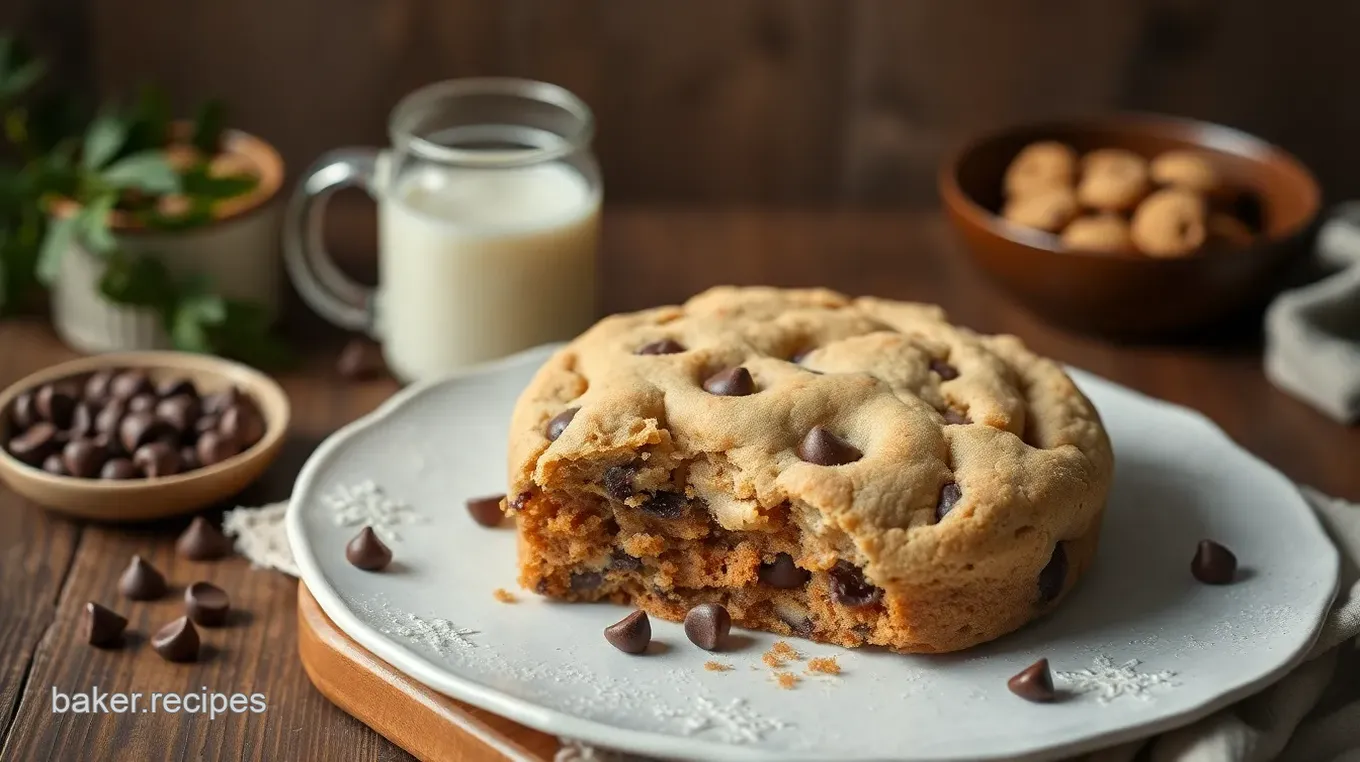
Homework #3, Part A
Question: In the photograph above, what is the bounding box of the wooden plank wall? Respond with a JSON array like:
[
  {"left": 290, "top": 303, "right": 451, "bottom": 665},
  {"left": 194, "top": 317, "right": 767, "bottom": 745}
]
[{"left": 5, "top": 0, "right": 1359, "bottom": 205}]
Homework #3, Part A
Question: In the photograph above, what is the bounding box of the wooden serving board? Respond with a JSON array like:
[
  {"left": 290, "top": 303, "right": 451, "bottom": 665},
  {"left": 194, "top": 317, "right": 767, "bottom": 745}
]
[{"left": 296, "top": 582, "right": 561, "bottom": 762}]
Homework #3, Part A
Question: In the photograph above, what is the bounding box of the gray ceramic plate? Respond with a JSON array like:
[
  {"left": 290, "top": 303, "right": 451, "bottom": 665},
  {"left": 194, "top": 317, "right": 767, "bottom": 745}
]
[{"left": 288, "top": 343, "right": 1338, "bottom": 761}]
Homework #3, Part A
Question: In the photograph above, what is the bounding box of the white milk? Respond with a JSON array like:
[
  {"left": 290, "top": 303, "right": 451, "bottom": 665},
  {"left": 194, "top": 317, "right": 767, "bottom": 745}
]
[{"left": 375, "top": 162, "right": 600, "bottom": 381}]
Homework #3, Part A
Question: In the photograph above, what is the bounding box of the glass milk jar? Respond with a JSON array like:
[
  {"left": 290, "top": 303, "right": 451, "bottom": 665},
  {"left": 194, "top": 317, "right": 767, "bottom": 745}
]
[{"left": 285, "top": 79, "right": 601, "bottom": 382}]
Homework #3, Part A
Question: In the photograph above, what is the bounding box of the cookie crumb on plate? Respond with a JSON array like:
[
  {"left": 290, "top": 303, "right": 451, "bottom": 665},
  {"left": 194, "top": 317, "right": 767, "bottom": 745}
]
[
  {"left": 704, "top": 661, "right": 732, "bottom": 672},
  {"left": 775, "top": 672, "right": 799, "bottom": 690},
  {"left": 493, "top": 588, "right": 517, "bottom": 603},
  {"left": 807, "top": 657, "right": 841, "bottom": 675}
]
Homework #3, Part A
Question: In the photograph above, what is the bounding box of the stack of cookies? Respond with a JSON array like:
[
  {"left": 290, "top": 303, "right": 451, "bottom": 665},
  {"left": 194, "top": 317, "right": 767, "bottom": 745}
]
[{"left": 1000, "top": 142, "right": 1257, "bottom": 258}]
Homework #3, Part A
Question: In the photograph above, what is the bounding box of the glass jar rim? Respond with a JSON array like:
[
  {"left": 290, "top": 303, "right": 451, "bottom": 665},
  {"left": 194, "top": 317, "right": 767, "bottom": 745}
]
[{"left": 388, "top": 78, "right": 595, "bottom": 168}]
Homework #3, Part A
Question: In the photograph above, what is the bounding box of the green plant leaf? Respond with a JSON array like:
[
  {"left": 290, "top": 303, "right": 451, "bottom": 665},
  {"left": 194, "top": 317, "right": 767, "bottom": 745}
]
[
  {"left": 210, "top": 299, "right": 292, "bottom": 368},
  {"left": 82, "top": 112, "right": 129, "bottom": 170},
  {"left": 190, "top": 100, "right": 225, "bottom": 154},
  {"left": 180, "top": 165, "right": 257, "bottom": 200},
  {"left": 76, "top": 193, "right": 118, "bottom": 254},
  {"left": 101, "top": 150, "right": 180, "bottom": 194},
  {"left": 0, "top": 37, "right": 44, "bottom": 102},
  {"left": 122, "top": 84, "right": 171, "bottom": 155},
  {"left": 169, "top": 290, "right": 228, "bottom": 353},
  {"left": 35, "top": 214, "right": 76, "bottom": 284},
  {"left": 97, "top": 250, "right": 175, "bottom": 310}
]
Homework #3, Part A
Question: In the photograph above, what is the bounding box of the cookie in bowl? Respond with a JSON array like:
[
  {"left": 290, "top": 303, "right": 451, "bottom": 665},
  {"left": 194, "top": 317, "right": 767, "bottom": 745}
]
[{"left": 505, "top": 287, "right": 1112, "bottom": 653}]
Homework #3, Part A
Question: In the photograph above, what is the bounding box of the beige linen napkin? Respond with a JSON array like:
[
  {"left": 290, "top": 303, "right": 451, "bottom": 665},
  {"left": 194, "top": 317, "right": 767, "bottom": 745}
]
[{"left": 233, "top": 488, "right": 1360, "bottom": 762}]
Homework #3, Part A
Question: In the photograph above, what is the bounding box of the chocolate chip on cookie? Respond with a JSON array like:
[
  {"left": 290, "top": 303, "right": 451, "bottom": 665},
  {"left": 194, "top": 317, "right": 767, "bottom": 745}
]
[
  {"left": 1038, "top": 543, "right": 1068, "bottom": 603},
  {"left": 603, "top": 464, "right": 638, "bottom": 499},
  {"left": 640, "top": 492, "right": 686, "bottom": 519},
  {"left": 930, "top": 360, "right": 959, "bottom": 381},
  {"left": 702, "top": 367, "right": 755, "bottom": 396},
  {"left": 936, "top": 482, "right": 963, "bottom": 521},
  {"left": 758, "top": 553, "right": 810, "bottom": 589},
  {"left": 545, "top": 407, "right": 579, "bottom": 441},
  {"left": 829, "top": 561, "right": 883, "bottom": 608},
  {"left": 636, "top": 339, "right": 685, "bottom": 355},
  {"left": 797, "top": 426, "right": 861, "bottom": 466}
]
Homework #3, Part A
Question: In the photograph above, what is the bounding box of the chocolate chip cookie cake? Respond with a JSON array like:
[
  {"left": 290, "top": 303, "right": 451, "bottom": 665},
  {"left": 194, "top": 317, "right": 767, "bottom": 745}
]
[{"left": 505, "top": 287, "right": 1112, "bottom": 653}]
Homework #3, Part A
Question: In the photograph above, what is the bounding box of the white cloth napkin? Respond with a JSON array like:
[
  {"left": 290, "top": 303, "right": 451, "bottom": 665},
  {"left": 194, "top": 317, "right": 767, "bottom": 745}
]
[
  {"left": 239, "top": 488, "right": 1360, "bottom": 762},
  {"left": 1265, "top": 206, "right": 1360, "bottom": 424}
]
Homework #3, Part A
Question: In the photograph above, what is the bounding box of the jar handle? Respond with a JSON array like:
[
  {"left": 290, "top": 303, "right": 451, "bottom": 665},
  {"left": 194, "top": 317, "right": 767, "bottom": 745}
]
[{"left": 283, "top": 148, "right": 380, "bottom": 334}]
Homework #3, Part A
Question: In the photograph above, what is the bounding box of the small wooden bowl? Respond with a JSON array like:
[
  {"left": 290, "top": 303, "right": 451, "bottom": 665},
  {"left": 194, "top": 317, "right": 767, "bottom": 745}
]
[
  {"left": 939, "top": 114, "right": 1322, "bottom": 336},
  {"left": 0, "top": 352, "right": 290, "bottom": 521}
]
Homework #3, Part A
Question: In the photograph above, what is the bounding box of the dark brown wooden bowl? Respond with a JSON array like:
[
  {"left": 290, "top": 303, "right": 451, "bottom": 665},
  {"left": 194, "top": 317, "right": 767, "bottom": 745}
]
[{"left": 939, "top": 114, "right": 1321, "bottom": 336}]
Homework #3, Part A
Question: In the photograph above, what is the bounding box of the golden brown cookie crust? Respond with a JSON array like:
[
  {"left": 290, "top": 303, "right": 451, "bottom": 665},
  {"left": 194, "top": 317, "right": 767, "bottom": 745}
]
[{"left": 507, "top": 287, "right": 1113, "bottom": 653}]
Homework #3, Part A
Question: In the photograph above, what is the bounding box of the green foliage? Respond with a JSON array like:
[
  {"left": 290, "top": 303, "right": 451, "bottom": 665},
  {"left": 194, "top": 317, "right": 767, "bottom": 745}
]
[{"left": 0, "top": 33, "right": 285, "bottom": 367}]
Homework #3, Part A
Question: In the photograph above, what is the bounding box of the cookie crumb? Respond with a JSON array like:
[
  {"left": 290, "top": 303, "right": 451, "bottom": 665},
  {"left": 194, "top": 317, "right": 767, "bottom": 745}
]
[
  {"left": 704, "top": 661, "right": 732, "bottom": 672},
  {"left": 775, "top": 672, "right": 799, "bottom": 690},
  {"left": 771, "top": 640, "right": 801, "bottom": 660},
  {"left": 493, "top": 588, "right": 517, "bottom": 604},
  {"left": 807, "top": 656, "right": 841, "bottom": 675},
  {"left": 762, "top": 652, "right": 785, "bottom": 669}
]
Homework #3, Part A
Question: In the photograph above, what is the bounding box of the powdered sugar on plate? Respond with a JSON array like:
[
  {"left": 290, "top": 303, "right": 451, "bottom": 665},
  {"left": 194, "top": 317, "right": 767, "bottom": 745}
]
[
  {"left": 322, "top": 480, "right": 422, "bottom": 542},
  {"left": 1056, "top": 656, "right": 1178, "bottom": 703}
]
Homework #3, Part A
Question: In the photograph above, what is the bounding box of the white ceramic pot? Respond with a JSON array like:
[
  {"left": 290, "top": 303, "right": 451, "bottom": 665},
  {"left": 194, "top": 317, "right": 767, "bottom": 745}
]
[{"left": 49, "top": 129, "right": 285, "bottom": 354}]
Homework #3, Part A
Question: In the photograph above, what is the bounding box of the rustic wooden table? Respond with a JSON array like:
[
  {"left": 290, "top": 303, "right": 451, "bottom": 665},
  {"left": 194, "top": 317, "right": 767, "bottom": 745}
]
[{"left": 1, "top": 209, "right": 1356, "bottom": 761}]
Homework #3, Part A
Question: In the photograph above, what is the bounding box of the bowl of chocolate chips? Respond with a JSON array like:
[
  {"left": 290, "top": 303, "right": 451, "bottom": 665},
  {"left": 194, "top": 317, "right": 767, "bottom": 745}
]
[{"left": 0, "top": 352, "right": 289, "bottom": 520}]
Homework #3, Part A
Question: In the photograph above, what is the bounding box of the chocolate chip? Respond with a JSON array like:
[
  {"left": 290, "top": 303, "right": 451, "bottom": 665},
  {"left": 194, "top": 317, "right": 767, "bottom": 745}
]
[
  {"left": 176, "top": 517, "right": 233, "bottom": 560},
  {"left": 69, "top": 402, "right": 97, "bottom": 438},
  {"left": 829, "top": 560, "right": 884, "bottom": 608},
  {"left": 603, "top": 610, "right": 651, "bottom": 654},
  {"left": 119, "top": 411, "right": 173, "bottom": 453},
  {"left": 509, "top": 491, "right": 531, "bottom": 511},
  {"left": 119, "top": 555, "right": 167, "bottom": 600},
  {"left": 1191, "top": 540, "right": 1237, "bottom": 585},
  {"left": 9, "top": 422, "right": 59, "bottom": 465},
  {"left": 109, "top": 370, "right": 152, "bottom": 400},
  {"left": 184, "top": 582, "right": 230, "bottom": 626},
  {"left": 127, "top": 393, "right": 156, "bottom": 414},
  {"left": 35, "top": 383, "right": 77, "bottom": 428},
  {"left": 62, "top": 439, "right": 109, "bottom": 478},
  {"left": 780, "top": 614, "right": 814, "bottom": 636},
  {"left": 82, "top": 602, "right": 127, "bottom": 648},
  {"left": 943, "top": 409, "right": 970, "bottom": 425},
  {"left": 203, "top": 387, "right": 240, "bottom": 416},
  {"left": 609, "top": 551, "right": 642, "bottom": 571},
  {"left": 930, "top": 359, "right": 959, "bottom": 381},
  {"left": 636, "top": 339, "right": 685, "bottom": 355},
  {"left": 1038, "top": 543, "right": 1068, "bottom": 603},
  {"left": 84, "top": 370, "right": 117, "bottom": 403},
  {"left": 10, "top": 391, "right": 35, "bottom": 428},
  {"left": 1008, "top": 658, "right": 1056, "bottom": 702},
  {"left": 133, "top": 442, "right": 182, "bottom": 478},
  {"left": 545, "top": 407, "right": 579, "bottom": 441},
  {"left": 42, "top": 453, "right": 67, "bottom": 475},
  {"left": 155, "top": 395, "right": 199, "bottom": 434},
  {"left": 759, "top": 553, "right": 810, "bottom": 589},
  {"left": 603, "top": 464, "right": 638, "bottom": 500},
  {"left": 466, "top": 494, "right": 505, "bottom": 527},
  {"left": 570, "top": 571, "right": 604, "bottom": 592},
  {"left": 337, "top": 338, "right": 387, "bottom": 380},
  {"left": 194, "top": 414, "right": 220, "bottom": 436},
  {"left": 936, "top": 482, "right": 962, "bottom": 521},
  {"left": 684, "top": 603, "right": 731, "bottom": 650},
  {"left": 640, "top": 492, "right": 686, "bottom": 519},
  {"left": 346, "top": 526, "right": 392, "bottom": 571},
  {"left": 703, "top": 367, "right": 755, "bottom": 396},
  {"left": 100, "top": 458, "right": 140, "bottom": 480},
  {"left": 797, "top": 425, "right": 862, "bottom": 466},
  {"left": 195, "top": 430, "right": 239, "bottom": 467},
  {"left": 218, "top": 403, "right": 265, "bottom": 449},
  {"left": 94, "top": 399, "right": 126, "bottom": 437},
  {"left": 156, "top": 377, "right": 198, "bottom": 399},
  {"left": 150, "top": 616, "right": 200, "bottom": 662}
]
